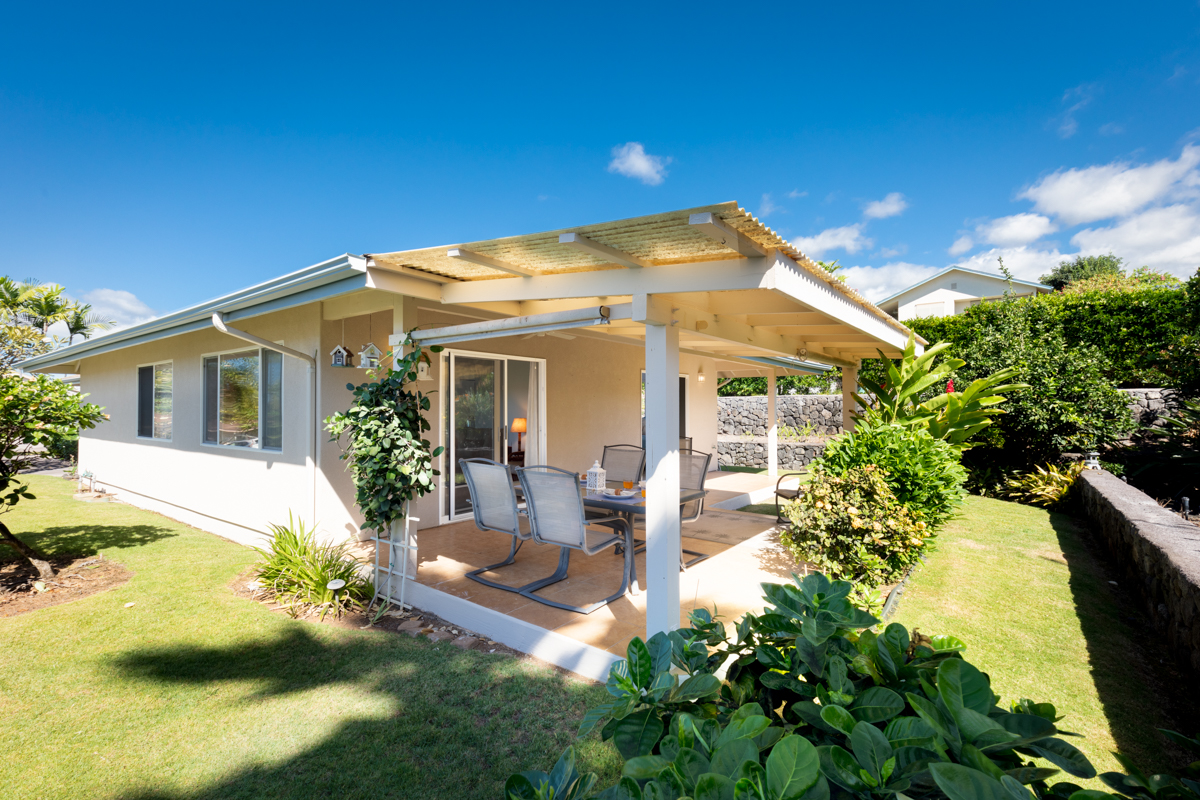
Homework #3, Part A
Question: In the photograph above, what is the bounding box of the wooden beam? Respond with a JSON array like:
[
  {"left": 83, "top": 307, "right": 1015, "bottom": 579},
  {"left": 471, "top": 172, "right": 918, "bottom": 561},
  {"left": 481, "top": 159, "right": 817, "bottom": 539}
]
[
  {"left": 447, "top": 248, "right": 536, "bottom": 277},
  {"left": 558, "top": 233, "right": 648, "bottom": 269},
  {"left": 688, "top": 212, "right": 767, "bottom": 257}
]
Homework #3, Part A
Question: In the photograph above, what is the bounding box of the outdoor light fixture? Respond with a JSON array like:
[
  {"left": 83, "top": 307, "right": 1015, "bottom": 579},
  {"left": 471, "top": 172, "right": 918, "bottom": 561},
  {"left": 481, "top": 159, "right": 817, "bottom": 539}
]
[
  {"left": 697, "top": 367, "right": 706, "bottom": 383},
  {"left": 511, "top": 417, "right": 527, "bottom": 451}
]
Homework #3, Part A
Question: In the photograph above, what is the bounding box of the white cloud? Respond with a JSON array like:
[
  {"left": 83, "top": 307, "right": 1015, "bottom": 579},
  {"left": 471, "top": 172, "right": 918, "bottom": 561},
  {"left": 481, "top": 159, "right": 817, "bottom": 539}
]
[
  {"left": 795, "top": 224, "right": 873, "bottom": 258},
  {"left": 976, "top": 213, "right": 1057, "bottom": 246},
  {"left": 758, "top": 193, "right": 781, "bottom": 218},
  {"left": 1071, "top": 204, "right": 1200, "bottom": 277},
  {"left": 955, "top": 246, "right": 1067, "bottom": 284},
  {"left": 1056, "top": 84, "right": 1094, "bottom": 139},
  {"left": 948, "top": 235, "right": 974, "bottom": 256},
  {"left": 81, "top": 288, "right": 157, "bottom": 332},
  {"left": 841, "top": 262, "right": 941, "bottom": 303},
  {"left": 862, "top": 192, "right": 908, "bottom": 219},
  {"left": 879, "top": 244, "right": 907, "bottom": 258},
  {"left": 1099, "top": 122, "right": 1124, "bottom": 136},
  {"left": 607, "top": 142, "right": 671, "bottom": 186},
  {"left": 1019, "top": 144, "right": 1200, "bottom": 225},
  {"left": 788, "top": 189, "right": 808, "bottom": 199}
]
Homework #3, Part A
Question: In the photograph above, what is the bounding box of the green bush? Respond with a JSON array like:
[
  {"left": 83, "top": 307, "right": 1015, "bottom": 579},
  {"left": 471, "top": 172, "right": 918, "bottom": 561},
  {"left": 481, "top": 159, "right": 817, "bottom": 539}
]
[
  {"left": 780, "top": 466, "right": 931, "bottom": 592},
  {"left": 44, "top": 433, "right": 78, "bottom": 461},
  {"left": 253, "top": 514, "right": 373, "bottom": 619},
  {"left": 817, "top": 420, "right": 967, "bottom": 528},
  {"left": 510, "top": 573, "right": 1102, "bottom": 800},
  {"left": 1003, "top": 462, "right": 1086, "bottom": 509}
]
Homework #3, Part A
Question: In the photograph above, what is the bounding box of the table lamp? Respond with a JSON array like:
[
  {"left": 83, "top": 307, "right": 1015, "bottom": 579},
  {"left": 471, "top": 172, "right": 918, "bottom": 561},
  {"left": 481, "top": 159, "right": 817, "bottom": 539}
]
[{"left": 511, "top": 417, "right": 527, "bottom": 451}]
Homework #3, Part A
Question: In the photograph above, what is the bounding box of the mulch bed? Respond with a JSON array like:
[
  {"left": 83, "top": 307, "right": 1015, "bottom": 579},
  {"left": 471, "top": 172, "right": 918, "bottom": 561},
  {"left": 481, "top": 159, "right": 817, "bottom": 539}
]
[{"left": 0, "top": 554, "right": 132, "bottom": 617}]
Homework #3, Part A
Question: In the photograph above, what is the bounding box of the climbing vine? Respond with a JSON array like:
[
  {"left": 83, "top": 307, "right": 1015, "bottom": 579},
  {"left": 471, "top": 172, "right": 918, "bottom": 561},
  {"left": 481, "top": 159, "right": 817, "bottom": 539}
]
[{"left": 325, "top": 336, "right": 444, "bottom": 533}]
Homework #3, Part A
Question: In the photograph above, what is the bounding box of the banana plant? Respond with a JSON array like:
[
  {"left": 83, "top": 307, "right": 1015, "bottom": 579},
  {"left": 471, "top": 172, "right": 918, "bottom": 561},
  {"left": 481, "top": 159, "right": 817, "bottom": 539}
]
[{"left": 856, "top": 335, "right": 1026, "bottom": 450}]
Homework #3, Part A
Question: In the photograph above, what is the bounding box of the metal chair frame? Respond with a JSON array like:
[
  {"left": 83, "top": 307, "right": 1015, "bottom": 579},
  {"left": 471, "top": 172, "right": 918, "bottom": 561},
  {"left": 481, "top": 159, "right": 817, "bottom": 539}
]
[
  {"left": 774, "top": 470, "right": 807, "bottom": 524},
  {"left": 630, "top": 449, "right": 713, "bottom": 568},
  {"left": 460, "top": 458, "right": 558, "bottom": 594},
  {"left": 517, "top": 464, "right": 638, "bottom": 615},
  {"left": 601, "top": 444, "right": 646, "bottom": 485}
]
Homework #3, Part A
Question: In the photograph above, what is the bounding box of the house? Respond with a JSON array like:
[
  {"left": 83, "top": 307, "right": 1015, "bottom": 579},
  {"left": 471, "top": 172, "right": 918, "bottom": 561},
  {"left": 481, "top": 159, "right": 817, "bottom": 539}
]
[
  {"left": 876, "top": 266, "right": 1051, "bottom": 321},
  {"left": 21, "top": 202, "right": 919, "bottom": 676}
]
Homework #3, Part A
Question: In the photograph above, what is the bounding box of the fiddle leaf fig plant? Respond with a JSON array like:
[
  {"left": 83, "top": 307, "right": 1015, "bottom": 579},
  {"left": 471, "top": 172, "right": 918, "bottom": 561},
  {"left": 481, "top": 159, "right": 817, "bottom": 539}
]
[{"left": 325, "top": 334, "right": 444, "bottom": 534}]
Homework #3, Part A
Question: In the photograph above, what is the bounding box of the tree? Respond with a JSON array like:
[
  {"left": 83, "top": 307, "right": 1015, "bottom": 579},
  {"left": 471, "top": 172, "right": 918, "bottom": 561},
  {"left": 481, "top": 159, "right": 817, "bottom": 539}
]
[
  {"left": 1040, "top": 253, "right": 1123, "bottom": 291},
  {"left": 0, "top": 371, "right": 106, "bottom": 579},
  {"left": 64, "top": 303, "right": 115, "bottom": 343}
]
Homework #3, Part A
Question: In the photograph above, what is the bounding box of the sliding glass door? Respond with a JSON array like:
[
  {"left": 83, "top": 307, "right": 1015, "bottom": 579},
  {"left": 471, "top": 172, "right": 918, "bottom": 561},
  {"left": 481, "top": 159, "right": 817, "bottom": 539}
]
[{"left": 444, "top": 351, "right": 545, "bottom": 521}]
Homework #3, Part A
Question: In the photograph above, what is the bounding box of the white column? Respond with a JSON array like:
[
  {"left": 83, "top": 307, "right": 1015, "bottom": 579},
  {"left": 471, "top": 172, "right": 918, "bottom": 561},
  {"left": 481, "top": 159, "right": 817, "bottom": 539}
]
[
  {"left": 766, "top": 369, "right": 778, "bottom": 478},
  {"left": 644, "top": 320, "right": 681, "bottom": 639},
  {"left": 841, "top": 363, "right": 858, "bottom": 432},
  {"left": 390, "top": 296, "right": 418, "bottom": 583}
]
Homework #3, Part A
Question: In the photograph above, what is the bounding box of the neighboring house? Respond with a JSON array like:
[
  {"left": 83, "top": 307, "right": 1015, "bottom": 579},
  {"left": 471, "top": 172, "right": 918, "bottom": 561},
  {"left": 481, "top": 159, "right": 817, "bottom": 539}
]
[
  {"left": 21, "top": 202, "right": 918, "bottom": 658},
  {"left": 877, "top": 266, "right": 1051, "bottom": 321}
]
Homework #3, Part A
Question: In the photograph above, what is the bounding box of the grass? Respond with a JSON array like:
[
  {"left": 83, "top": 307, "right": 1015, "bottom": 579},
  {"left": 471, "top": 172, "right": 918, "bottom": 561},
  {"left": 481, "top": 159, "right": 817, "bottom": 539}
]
[
  {"left": 732, "top": 469, "right": 810, "bottom": 516},
  {"left": 894, "top": 495, "right": 1193, "bottom": 780},
  {"left": 0, "top": 476, "right": 620, "bottom": 799}
]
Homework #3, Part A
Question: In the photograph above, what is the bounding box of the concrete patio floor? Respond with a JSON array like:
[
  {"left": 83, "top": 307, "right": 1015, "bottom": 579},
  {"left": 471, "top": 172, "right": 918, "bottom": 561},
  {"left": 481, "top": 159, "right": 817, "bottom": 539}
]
[{"left": 405, "top": 473, "right": 807, "bottom": 657}]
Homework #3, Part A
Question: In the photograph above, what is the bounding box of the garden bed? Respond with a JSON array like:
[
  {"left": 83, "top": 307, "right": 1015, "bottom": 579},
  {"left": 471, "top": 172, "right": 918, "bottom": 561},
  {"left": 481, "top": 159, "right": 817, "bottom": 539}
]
[{"left": 0, "top": 553, "right": 131, "bottom": 617}]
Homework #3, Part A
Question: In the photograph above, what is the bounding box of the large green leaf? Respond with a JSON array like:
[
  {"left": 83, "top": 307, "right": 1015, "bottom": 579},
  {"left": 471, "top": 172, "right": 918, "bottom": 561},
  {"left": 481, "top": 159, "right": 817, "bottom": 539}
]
[
  {"left": 937, "top": 659, "right": 993, "bottom": 716},
  {"left": 712, "top": 739, "right": 759, "bottom": 779},
  {"left": 884, "top": 717, "right": 937, "bottom": 748},
  {"left": 817, "top": 745, "right": 870, "bottom": 793},
  {"left": 960, "top": 743, "right": 1007, "bottom": 780},
  {"left": 627, "top": 638, "right": 653, "bottom": 690},
  {"left": 676, "top": 747, "right": 713, "bottom": 789},
  {"left": 716, "top": 716, "right": 772, "bottom": 749},
  {"left": 623, "top": 755, "right": 670, "bottom": 780},
  {"left": 766, "top": 735, "right": 821, "bottom": 800},
  {"left": 906, "top": 692, "right": 959, "bottom": 747},
  {"left": 677, "top": 674, "right": 722, "bottom": 702},
  {"left": 981, "top": 714, "right": 1057, "bottom": 752},
  {"left": 613, "top": 709, "right": 664, "bottom": 760},
  {"left": 694, "top": 773, "right": 737, "bottom": 800},
  {"left": 646, "top": 631, "right": 673, "bottom": 676},
  {"left": 593, "top": 776, "right": 644, "bottom": 800},
  {"left": 851, "top": 687, "right": 905, "bottom": 723},
  {"left": 1025, "top": 738, "right": 1096, "bottom": 779},
  {"left": 819, "top": 705, "right": 858, "bottom": 737},
  {"left": 929, "top": 763, "right": 1013, "bottom": 800},
  {"left": 579, "top": 699, "right": 619, "bottom": 736},
  {"left": 851, "top": 722, "right": 893, "bottom": 782}
]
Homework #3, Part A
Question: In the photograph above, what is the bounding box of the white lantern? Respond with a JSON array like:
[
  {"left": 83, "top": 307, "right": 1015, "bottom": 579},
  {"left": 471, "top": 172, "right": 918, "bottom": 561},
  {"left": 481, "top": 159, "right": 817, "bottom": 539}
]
[{"left": 586, "top": 460, "right": 607, "bottom": 493}]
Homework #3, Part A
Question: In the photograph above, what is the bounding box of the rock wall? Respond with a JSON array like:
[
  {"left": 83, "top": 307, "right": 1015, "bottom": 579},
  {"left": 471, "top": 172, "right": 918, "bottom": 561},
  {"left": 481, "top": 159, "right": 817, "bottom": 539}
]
[
  {"left": 716, "top": 437, "right": 827, "bottom": 470},
  {"left": 1077, "top": 469, "right": 1200, "bottom": 675},
  {"left": 1119, "top": 387, "right": 1176, "bottom": 429},
  {"left": 718, "top": 395, "right": 843, "bottom": 437}
]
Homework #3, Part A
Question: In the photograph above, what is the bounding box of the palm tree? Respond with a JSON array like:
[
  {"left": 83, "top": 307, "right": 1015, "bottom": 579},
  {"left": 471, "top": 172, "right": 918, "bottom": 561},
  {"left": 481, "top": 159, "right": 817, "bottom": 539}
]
[
  {"left": 64, "top": 304, "right": 115, "bottom": 343},
  {"left": 19, "top": 283, "right": 72, "bottom": 334}
]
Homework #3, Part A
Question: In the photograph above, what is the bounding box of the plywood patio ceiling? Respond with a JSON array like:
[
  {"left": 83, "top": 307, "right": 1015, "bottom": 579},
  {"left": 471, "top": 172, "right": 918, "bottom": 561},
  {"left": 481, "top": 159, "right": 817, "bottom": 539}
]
[{"left": 367, "top": 201, "right": 912, "bottom": 349}]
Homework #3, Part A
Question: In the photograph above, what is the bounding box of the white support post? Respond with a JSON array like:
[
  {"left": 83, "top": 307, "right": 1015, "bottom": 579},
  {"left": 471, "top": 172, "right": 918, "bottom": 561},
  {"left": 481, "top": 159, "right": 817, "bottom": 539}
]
[
  {"left": 381, "top": 296, "right": 418, "bottom": 608},
  {"left": 644, "top": 319, "right": 681, "bottom": 639},
  {"left": 841, "top": 363, "right": 858, "bottom": 432},
  {"left": 767, "top": 369, "right": 778, "bottom": 478}
]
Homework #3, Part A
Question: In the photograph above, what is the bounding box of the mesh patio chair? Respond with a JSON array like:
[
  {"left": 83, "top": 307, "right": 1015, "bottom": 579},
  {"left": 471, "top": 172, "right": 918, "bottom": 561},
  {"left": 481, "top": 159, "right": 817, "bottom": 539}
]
[
  {"left": 774, "top": 470, "right": 807, "bottom": 524},
  {"left": 516, "top": 465, "right": 637, "bottom": 615},
  {"left": 630, "top": 449, "right": 713, "bottom": 568},
  {"left": 601, "top": 444, "right": 646, "bottom": 486},
  {"left": 460, "top": 458, "right": 556, "bottom": 594},
  {"left": 679, "top": 437, "right": 692, "bottom": 452}
]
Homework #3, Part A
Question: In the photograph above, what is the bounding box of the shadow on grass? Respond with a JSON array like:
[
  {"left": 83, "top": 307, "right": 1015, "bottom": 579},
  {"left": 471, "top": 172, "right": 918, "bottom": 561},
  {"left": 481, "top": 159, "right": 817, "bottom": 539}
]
[
  {"left": 111, "top": 624, "right": 612, "bottom": 800},
  {"left": 0, "top": 524, "right": 177, "bottom": 563},
  {"left": 1048, "top": 512, "right": 1197, "bottom": 773}
]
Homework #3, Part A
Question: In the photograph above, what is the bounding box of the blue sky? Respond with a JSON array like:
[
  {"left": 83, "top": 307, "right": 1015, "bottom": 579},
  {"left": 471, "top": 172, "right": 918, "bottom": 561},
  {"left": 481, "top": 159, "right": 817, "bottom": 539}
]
[{"left": 3, "top": 2, "right": 1200, "bottom": 328}]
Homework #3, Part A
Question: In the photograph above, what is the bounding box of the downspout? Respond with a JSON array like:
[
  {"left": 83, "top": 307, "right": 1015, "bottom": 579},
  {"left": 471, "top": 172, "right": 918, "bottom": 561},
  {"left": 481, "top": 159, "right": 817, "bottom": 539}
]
[{"left": 211, "top": 314, "right": 318, "bottom": 528}]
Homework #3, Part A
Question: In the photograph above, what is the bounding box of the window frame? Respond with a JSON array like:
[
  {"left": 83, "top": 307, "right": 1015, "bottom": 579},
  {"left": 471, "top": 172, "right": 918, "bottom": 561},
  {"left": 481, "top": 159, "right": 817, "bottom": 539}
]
[
  {"left": 200, "top": 345, "right": 285, "bottom": 452},
  {"left": 136, "top": 360, "right": 174, "bottom": 443}
]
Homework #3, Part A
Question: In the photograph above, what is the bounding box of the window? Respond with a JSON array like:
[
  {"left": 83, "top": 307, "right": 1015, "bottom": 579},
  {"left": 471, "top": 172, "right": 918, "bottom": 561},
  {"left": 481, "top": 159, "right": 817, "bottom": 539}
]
[
  {"left": 203, "top": 349, "right": 283, "bottom": 450},
  {"left": 137, "top": 362, "right": 173, "bottom": 440}
]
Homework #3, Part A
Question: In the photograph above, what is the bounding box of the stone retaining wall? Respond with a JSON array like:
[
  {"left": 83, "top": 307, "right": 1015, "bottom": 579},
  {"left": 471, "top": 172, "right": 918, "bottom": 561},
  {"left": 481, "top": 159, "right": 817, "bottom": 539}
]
[
  {"left": 1077, "top": 469, "right": 1200, "bottom": 675},
  {"left": 718, "top": 395, "right": 842, "bottom": 437},
  {"left": 717, "top": 437, "right": 827, "bottom": 470},
  {"left": 1119, "top": 387, "right": 1176, "bottom": 428}
]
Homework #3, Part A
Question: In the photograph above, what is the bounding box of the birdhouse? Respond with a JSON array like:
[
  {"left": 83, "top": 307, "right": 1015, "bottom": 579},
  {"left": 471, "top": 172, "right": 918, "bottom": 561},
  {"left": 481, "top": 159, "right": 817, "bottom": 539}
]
[
  {"left": 359, "top": 342, "right": 383, "bottom": 369},
  {"left": 329, "top": 345, "right": 353, "bottom": 368}
]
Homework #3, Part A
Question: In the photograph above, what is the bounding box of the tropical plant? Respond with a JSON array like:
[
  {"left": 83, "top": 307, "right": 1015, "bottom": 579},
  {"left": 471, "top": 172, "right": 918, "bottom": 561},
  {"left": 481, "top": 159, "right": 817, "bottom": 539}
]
[
  {"left": 780, "top": 465, "right": 930, "bottom": 592},
  {"left": 0, "top": 371, "right": 106, "bottom": 579},
  {"left": 1041, "top": 253, "right": 1123, "bottom": 291},
  {"left": 252, "top": 514, "right": 373, "bottom": 619},
  {"left": 64, "top": 303, "right": 115, "bottom": 343},
  {"left": 1073, "top": 729, "right": 1200, "bottom": 800},
  {"left": 514, "top": 573, "right": 1098, "bottom": 800},
  {"left": 817, "top": 419, "right": 967, "bottom": 527},
  {"left": 856, "top": 335, "right": 1023, "bottom": 450},
  {"left": 1003, "top": 462, "right": 1086, "bottom": 509},
  {"left": 325, "top": 336, "right": 444, "bottom": 535}
]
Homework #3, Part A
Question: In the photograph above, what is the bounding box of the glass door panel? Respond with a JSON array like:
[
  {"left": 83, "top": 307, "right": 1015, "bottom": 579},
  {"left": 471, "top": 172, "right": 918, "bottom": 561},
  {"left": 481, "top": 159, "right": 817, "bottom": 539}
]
[{"left": 448, "top": 355, "right": 504, "bottom": 518}]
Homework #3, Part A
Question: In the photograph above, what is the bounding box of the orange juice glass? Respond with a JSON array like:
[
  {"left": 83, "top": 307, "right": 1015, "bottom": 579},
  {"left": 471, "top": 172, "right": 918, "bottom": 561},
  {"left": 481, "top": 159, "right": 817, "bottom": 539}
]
[{"left": 623, "top": 480, "right": 634, "bottom": 491}]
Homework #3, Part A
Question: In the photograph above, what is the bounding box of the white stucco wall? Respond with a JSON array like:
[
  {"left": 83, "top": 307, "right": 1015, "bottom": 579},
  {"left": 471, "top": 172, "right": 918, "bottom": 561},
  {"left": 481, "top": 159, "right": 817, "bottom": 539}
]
[{"left": 891, "top": 271, "right": 1047, "bottom": 320}]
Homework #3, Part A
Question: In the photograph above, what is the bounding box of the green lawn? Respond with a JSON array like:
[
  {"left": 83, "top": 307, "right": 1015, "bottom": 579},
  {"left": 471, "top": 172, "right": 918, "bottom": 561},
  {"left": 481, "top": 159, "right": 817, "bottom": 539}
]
[
  {"left": 0, "top": 476, "right": 620, "bottom": 799},
  {"left": 732, "top": 468, "right": 810, "bottom": 516},
  {"left": 894, "top": 495, "right": 1190, "bottom": 779}
]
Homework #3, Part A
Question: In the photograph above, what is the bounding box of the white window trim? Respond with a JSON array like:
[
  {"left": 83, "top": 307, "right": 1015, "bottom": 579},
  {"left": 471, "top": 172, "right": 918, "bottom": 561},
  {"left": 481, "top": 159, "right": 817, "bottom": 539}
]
[
  {"left": 200, "top": 345, "right": 285, "bottom": 453},
  {"left": 136, "top": 360, "right": 174, "bottom": 443}
]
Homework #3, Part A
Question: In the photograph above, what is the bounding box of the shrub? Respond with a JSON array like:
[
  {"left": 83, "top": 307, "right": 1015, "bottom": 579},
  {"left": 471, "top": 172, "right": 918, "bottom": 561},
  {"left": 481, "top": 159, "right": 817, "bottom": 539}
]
[
  {"left": 44, "top": 433, "right": 78, "bottom": 461},
  {"left": 511, "top": 573, "right": 1099, "bottom": 800},
  {"left": 253, "top": 515, "right": 373, "bottom": 619},
  {"left": 817, "top": 419, "right": 967, "bottom": 528},
  {"left": 1003, "top": 462, "right": 1085, "bottom": 509},
  {"left": 780, "top": 466, "right": 930, "bottom": 591}
]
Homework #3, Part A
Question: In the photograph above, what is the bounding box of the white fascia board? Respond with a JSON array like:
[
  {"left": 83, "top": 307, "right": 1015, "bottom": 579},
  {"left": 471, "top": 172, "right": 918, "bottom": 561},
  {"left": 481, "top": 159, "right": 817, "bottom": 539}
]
[
  {"left": 439, "top": 257, "right": 771, "bottom": 305},
  {"left": 767, "top": 252, "right": 914, "bottom": 352}
]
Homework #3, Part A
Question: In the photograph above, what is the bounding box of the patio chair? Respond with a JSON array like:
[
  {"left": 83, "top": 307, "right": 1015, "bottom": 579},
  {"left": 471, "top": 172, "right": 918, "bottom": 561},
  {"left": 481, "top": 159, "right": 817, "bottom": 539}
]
[
  {"left": 516, "top": 465, "right": 637, "bottom": 615},
  {"left": 774, "top": 470, "right": 807, "bottom": 524},
  {"left": 460, "top": 458, "right": 554, "bottom": 594},
  {"left": 679, "top": 436, "right": 692, "bottom": 452},
  {"left": 630, "top": 449, "right": 713, "bottom": 568},
  {"left": 601, "top": 444, "right": 646, "bottom": 485}
]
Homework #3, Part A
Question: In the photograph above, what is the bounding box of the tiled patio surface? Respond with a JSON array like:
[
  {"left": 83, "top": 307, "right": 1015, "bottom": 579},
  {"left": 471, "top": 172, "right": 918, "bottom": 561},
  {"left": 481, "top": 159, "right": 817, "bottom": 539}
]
[{"left": 406, "top": 474, "right": 807, "bottom": 656}]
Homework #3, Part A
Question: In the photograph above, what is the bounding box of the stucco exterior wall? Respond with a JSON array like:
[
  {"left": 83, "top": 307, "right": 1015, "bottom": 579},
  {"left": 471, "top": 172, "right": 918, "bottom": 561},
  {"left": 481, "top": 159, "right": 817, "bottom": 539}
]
[{"left": 79, "top": 303, "right": 322, "bottom": 547}]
